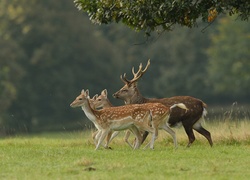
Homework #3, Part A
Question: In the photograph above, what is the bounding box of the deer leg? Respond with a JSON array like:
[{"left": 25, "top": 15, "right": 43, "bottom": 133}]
[
  {"left": 92, "top": 130, "right": 99, "bottom": 141},
  {"left": 95, "top": 130, "right": 112, "bottom": 148},
  {"left": 149, "top": 128, "right": 158, "bottom": 149},
  {"left": 134, "top": 125, "right": 153, "bottom": 149},
  {"left": 143, "top": 140, "right": 151, "bottom": 149},
  {"left": 94, "top": 130, "right": 102, "bottom": 145},
  {"left": 95, "top": 129, "right": 110, "bottom": 150},
  {"left": 124, "top": 130, "right": 134, "bottom": 148},
  {"left": 129, "top": 126, "right": 142, "bottom": 149},
  {"left": 143, "top": 124, "right": 158, "bottom": 149},
  {"left": 161, "top": 124, "right": 177, "bottom": 148},
  {"left": 193, "top": 122, "right": 213, "bottom": 147},
  {"left": 142, "top": 128, "right": 156, "bottom": 149},
  {"left": 92, "top": 129, "right": 100, "bottom": 145},
  {"left": 183, "top": 124, "right": 196, "bottom": 147},
  {"left": 107, "top": 131, "right": 120, "bottom": 145},
  {"left": 104, "top": 131, "right": 113, "bottom": 149},
  {"left": 141, "top": 131, "right": 149, "bottom": 144},
  {"left": 131, "top": 131, "right": 145, "bottom": 148}
]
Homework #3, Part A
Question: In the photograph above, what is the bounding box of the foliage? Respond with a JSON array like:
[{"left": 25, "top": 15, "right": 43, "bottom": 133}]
[
  {"left": 0, "top": 0, "right": 124, "bottom": 133},
  {"left": 144, "top": 27, "right": 210, "bottom": 99},
  {"left": 0, "top": 38, "right": 25, "bottom": 113},
  {"left": 0, "top": 1, "right": 249, "bottom": 133},
  {"left": 74, "top": 0, "right": 250, "bottom": 36},
  {"left": 207, "top": 16, "right": 250, "bottom": 100},
  {"left": 0, "top": 37, "right": 26, "bottom": 132}
]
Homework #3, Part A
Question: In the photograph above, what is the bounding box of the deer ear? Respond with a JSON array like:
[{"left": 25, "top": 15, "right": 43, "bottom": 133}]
[
  {"left": 81, "top": 89, "right": 85, "bottom": 94},
  {"left": 129, "top": 82, "right": 137, "bottom": 88},
  {"left": 85, "top": 89, "right": 89, "bottom": 97},
  {"left": 102, "top": 89, "right": 108, "bottom": 97},
  {"left": 93, "top": 94, "right": 98, "bottom": 100}
]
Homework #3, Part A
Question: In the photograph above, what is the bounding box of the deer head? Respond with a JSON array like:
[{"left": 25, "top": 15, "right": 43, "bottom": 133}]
[
  {"left": 88, "top": 94, "right": 98, "bottom": 109},
  {"left": 70, "top": 89, "right": 90, "bottom": 108},
  {"left": 92, "top": 89, "right": 113, "bottom": 109},
  {"left": 113, "top": 59, "right": 150, "bottom": 104}
]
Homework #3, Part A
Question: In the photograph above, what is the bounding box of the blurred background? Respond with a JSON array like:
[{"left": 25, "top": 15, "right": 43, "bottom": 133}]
[{"left": 0, "top": 0, "right": 249, "bottom": 135}]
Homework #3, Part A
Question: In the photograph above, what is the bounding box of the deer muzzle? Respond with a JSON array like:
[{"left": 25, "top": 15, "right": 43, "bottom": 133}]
[{"left": 112, "top": 92, "right": 119, "bottom": 98}]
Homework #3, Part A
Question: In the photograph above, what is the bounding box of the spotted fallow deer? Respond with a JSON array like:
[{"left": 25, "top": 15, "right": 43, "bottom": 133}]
[
  {"left": 71, "top": 89, "right": 143, "bottom": 150},
  {"left": 90, "top": 89, "right": 125, "bottom": 147},
  {"left": 88, "top": 94, "right": 112, "bottom": 148},
  {"left": 89, "top": 91, "right": 143, "bottom": 149},
  {"left": 113, "top": 60, "right": 213, "bottom": 147},
  {"left": 89, "top": 90, "right": 129, "bottom": 148},
  {"left": 70, "top": 89, "right": 187, "bottom": 150},
  {"left": 93, "top": 89, "right": 179, "bottom": 148}
]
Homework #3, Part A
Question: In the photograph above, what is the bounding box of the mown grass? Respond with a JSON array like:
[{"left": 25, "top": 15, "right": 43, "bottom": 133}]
[{"left": 1, "top": 119, "right": 250, "bottom": 180}]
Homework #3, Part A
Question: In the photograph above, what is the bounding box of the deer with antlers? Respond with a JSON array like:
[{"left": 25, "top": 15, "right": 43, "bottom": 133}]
[
  {"left": 70, "top": 89, "right": 187, "bottom": 150},
  {"left": 113, "top": 59, "right": 213, "bottom": 147}
]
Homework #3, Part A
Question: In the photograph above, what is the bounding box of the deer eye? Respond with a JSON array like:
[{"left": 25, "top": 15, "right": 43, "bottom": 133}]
[
  {"left": 79, "top": 98, "right": 82, "bottom": 100},
  {"left": 98, "top": 99, "right": 101, "bottom": 101},
  {"left": 122, "top": 89, "right": 128, "bottom": 92}
]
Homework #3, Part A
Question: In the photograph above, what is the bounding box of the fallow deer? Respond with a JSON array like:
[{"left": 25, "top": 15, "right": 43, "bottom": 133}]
[
  {"left": 70, "top": 89, "right": 144, "bottom": 150},
  {"left": 91, "top": 89, "right": 126, "bottom": 147},
  {"left": 70, "top": 89, "right": 187, "bottom": 150},
  {"left": 88, "top": 94, "right": 112, "bottom": 148},
  {"left": 113, "top": 59, "right": 213, "bottom": 147},
  {"left": 93, "top": 89, "right": 179, "bottom": 148},
  {"left": 93, "top": 89, "right": 134, "bottom": 147},
  {"left": 89, "top": 90, "right": 128, "bottom": 148},
  {"left": 83, "top": 91, "right": 138, "bottom": 149}
]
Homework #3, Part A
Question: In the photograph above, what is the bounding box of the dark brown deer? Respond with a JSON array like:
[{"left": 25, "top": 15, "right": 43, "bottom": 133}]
[{"left": 113, "top": 60, "right": 213, "bottom": 147}]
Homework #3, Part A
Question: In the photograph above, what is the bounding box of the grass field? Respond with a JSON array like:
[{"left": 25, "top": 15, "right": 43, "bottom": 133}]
[{"left": 1, "top": 119, "right": 250, "bottom": 180}]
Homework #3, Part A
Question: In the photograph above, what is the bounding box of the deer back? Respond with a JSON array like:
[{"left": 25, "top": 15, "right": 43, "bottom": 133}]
[{"left": 146, "top": 96, "right": 205, "bottom": 124}]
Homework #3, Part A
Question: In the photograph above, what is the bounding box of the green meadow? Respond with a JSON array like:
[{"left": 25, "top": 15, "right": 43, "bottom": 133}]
[{"left": 1, "top": 119, "right": 250, "bottom": 180}]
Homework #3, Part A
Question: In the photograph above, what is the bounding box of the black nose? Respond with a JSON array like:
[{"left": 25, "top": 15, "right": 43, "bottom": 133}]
[{"left": 113, "top": 93, "right": 117, "bottom": 98}]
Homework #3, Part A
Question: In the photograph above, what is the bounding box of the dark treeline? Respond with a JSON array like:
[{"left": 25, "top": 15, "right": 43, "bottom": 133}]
[{"left": 0, "top": 0, "right": 249, "bottom": 134}]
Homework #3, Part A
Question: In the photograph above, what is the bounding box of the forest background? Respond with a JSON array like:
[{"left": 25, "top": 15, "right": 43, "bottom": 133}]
[{"left": 0, "top": 0, "right": 249, "bottom": 134}]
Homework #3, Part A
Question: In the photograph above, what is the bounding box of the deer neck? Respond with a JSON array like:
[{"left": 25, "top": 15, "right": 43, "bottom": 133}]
[
  {"left": 103, "top": 99, "right": 113, "bottom": 108},
  {"left": 125, "top": 88, "right": 147, "bottom": 104},
  {"left": 81, "top": 100, "right": 98, "bottom": 123}
]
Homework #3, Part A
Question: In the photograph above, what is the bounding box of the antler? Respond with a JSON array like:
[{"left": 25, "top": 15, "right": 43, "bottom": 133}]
[
  {"left": 120, "top": 59, "right": 150, "bottom": 85},
  {"left": 120, "top": 73, "right": 130, "bottom": 84}
]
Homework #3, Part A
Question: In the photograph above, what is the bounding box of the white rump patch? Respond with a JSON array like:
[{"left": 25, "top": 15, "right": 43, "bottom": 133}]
[
  {"left": 170, "top": 103, "right": 188, "bottom": 112},
  {"left": 202, "top": 108, "right": 207, "bottom": 117},
  {"left": 193, "top": 108, "right": 208, "bottom": 129}
]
